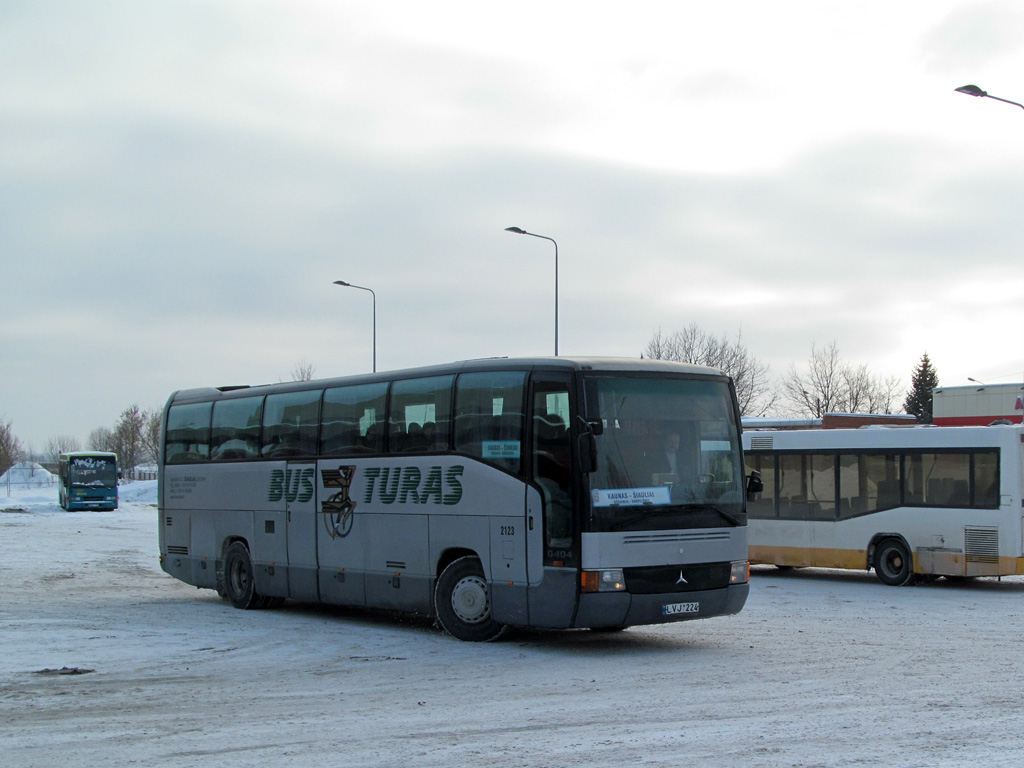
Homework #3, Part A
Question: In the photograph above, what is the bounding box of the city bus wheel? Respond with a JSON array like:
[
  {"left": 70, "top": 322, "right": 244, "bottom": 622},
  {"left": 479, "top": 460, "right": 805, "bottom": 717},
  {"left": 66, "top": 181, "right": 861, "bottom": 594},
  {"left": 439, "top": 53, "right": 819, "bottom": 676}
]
[
  {"left": 874, "top": 538, "right": 915, "bottom": 587},
  {"left": 434, "top": 556, "right": 507, "bottom": 642},
  {"left": 223, "top": 542, "right": 262, "bottom": 609}
]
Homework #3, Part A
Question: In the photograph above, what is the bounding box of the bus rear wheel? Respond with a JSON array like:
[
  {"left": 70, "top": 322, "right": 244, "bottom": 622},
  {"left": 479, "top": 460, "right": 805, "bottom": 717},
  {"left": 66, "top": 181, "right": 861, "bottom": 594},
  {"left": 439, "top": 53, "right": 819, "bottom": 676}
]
[
  {"left": 874, "top": 538, "right": 915, "bottom": 587},
  {"left": 434, "top": 556, "right": 507, "bottom": 642},
  {"left": 223, "top": 542, "right": 266, "bottom": 609}
]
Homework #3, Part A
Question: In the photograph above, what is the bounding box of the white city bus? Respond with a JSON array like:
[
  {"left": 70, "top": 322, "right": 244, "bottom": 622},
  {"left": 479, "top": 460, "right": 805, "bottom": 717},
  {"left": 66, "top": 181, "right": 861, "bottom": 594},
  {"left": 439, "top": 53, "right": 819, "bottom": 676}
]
[
  {"left": 742, "top": 424, "right": 1024, "bottom": 585},
  {"left": 159, "top": 357, "right": 753, "bottom": 640}
]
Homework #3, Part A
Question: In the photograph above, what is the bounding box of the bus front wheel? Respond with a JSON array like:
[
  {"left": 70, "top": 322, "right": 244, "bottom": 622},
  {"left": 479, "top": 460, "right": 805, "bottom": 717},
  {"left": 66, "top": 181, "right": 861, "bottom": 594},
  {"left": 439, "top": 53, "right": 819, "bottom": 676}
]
[
  {"left": 434, "top": 557, "right": 507, "bottom": 642},
  {"left": 874, "top": 538, "right": 915, "bottom": 587},
  {"left": 223, "top": 542, "right": 265, "bottom": 609}
]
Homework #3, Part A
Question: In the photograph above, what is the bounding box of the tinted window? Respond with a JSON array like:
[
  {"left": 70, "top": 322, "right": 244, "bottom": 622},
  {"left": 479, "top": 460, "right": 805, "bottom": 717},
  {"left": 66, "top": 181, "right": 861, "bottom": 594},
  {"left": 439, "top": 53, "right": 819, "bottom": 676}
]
[
  {"left": 165, "top": 402, "right": 212, "bottom": 463},
  {"left": 261, "top": 390, "right": 322, "bottom": 458},
  {"left": 320, "top": 382, "right": 388, "bottom": 455},
  {"left": 211, "top": 396, "right": 263, "bottom": 461},
  {"left": 454, "top": 371, "right": 526, "bottom": 474},
  {"left": 389, "top": 376, "right": 453, "bottom": 453}
]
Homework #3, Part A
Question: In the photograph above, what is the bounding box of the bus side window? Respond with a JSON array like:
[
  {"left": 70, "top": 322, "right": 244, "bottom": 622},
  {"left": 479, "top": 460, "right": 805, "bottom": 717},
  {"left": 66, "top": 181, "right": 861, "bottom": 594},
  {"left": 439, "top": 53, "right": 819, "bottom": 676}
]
[
  {"left": 531, "top": 374, "right": 574, "bottom": 553},
  {"left": 388, "top": 376, "right": 453, "bottom": 454},
  {"left": 454, "top": 370, "right": 526, "bottom": 474},
  {"left": 165, "top": 402, "right": 212, "bottom": 463},
  {"left": 261, "top": 390, "right": 321, "bottom": 458},
  {"left": 210, "top": 396, "right": 263, "bottom": 461},
  {"left": 320, "top": 382, "right": 388, "bottom": 456}
]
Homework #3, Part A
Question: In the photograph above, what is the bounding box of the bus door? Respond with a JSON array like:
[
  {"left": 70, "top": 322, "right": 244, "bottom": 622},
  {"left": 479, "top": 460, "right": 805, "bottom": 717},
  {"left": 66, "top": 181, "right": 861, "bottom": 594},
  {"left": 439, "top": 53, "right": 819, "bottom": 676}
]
[
  {"left": 527, "top": 372, "right": 578, "bottom": 626},
  {"left": 285, "top": 461, "right": 320, "bottom": 601}
]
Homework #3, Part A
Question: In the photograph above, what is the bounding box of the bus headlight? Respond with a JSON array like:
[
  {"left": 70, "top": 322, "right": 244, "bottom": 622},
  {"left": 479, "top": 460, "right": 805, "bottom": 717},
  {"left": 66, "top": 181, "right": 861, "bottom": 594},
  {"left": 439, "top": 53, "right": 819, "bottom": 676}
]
[
  {"left": 730, "top": 561, "right": 749, "bottom": 585},
  {"left": 581, "top": 569, "right": 626, "bottom": 593}
]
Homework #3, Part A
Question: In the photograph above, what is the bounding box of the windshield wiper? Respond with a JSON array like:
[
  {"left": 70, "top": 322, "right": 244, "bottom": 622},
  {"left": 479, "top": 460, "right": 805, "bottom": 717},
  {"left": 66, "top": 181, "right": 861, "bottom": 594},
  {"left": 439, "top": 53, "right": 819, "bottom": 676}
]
[
  {"left": 602, "top": 502, "right": 743, "bottom": 531},
  {"left": 687, "top": 504, "right": 743, "bottom": 527}
]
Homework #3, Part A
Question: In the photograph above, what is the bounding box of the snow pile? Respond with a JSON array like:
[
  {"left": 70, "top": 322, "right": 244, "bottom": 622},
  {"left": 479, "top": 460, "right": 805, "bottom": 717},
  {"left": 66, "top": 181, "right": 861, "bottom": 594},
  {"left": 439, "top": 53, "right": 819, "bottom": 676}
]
[
  {"left": 0, "top": 461, "right": 55, "bottom": 487},
  {"left": 117, "top": 479, "right": 158, "bottom": 505}
]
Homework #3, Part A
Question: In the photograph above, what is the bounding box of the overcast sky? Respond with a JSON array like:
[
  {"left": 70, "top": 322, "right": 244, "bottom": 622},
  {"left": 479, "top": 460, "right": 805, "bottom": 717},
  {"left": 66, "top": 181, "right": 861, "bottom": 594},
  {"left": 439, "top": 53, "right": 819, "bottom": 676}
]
[{"left": 4, "top": 0, "right": 1024, "bottom": 449}]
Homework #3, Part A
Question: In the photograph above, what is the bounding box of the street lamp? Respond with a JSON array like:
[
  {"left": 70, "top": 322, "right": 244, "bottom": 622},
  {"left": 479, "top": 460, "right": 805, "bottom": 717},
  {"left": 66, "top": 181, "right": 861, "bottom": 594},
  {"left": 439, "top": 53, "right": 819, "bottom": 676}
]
[
  {"left": 505, "top": 226, "right": 559, "bottom": 356},
  {"left": 333, "top": 280, "right": 376, "bottom": 372},
  {"left": 955, "top": 84, "right": 1024, "bottom": 111}
]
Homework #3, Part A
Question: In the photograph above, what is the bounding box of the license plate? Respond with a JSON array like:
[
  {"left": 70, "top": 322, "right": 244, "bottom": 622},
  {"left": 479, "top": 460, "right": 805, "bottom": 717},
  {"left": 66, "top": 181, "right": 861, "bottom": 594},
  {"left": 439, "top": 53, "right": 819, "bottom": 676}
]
[{"left": 663, "top": 601, "right": 699, "bottom": 616}]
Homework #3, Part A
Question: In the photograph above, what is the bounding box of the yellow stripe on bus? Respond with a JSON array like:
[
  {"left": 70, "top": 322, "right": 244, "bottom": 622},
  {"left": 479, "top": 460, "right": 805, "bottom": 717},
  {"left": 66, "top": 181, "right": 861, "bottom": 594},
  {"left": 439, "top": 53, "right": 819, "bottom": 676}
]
[{"left": 751, "top": 545, "right": 1024, "bottom": 577}]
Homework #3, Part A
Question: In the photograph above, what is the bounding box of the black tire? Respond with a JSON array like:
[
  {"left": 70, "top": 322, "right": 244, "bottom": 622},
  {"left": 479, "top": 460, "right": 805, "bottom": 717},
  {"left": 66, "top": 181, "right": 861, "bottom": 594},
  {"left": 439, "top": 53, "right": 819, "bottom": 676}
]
[
  {"left": 434, "top": 556, "right": 507, "bottom": 642},
  {"left": 223, "top": 542, "right": 264, "bottom": 609},
  {"left": 874, "top": 538, "right": 915, "bottom": 586}
]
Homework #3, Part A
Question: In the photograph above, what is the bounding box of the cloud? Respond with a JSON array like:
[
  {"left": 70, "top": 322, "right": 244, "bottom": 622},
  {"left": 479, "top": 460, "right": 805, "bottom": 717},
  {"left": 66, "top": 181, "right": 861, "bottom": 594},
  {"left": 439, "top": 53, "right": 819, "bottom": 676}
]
[{"left": 922, "top": 1, "right": 1024, "bottom": 74}]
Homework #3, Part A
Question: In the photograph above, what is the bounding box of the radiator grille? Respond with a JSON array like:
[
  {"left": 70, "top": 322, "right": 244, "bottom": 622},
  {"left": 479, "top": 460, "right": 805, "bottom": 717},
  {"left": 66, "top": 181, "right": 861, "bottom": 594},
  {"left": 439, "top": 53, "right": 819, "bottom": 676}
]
[
  {"left": 625, "top": 563, "right": 732, "bottom": 594},
  {"left": 964, "top": 526, "right": 999, "bottom": 563},
  {"left": 166, "top": 545, "right": 189, "bottom": 556}
]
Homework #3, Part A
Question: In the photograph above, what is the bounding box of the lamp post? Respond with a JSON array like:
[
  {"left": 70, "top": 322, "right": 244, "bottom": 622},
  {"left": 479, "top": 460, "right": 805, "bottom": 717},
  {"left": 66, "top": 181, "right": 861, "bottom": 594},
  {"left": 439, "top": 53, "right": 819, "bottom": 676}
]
[
  {"left": 505, "top": 226, "right": 559, "bottom": 356},
  {"left": 333, "top": 280, "right": 376, "bottom": 372},
  {"left": 955, "top": 84, "right": 1024, "bottom": 111},
  {"left": 956, "top": 85, "right": 1024, "bottom": 419}
]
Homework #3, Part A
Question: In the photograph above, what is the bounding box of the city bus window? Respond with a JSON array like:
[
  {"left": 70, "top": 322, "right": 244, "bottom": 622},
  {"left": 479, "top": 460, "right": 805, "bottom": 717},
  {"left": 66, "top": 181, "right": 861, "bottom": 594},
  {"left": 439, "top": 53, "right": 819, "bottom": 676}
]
[
  {"left": 973, "top": 451, "right": 999, "bottom": 508},
  {"left": 165, "top": 402, "right": 212, "bottom": 463},
  {"left": 454, "top": 371, "right": 526, "bottom": 474},
  {"left": 210, "top": 396, "right": 263, "bottom": 461},
  {"left": 838, "top": 453, "right": 900, "bottom": 518},
  {"left": 905, "top": 453, "right": 971, "bottom": 507},
  {"left": 744, "top": 453, "right": 775, "bottom": 518},
  {"left": 777, "top": 453, "right": 836, "bottom": 520},
  {"left": 389, "top": 376, "right": 453, "bottom": 453},
  {"left": 261, "top": 390, "right": 322, "bottom": 458},
  {"left": 321, "top": 382, "right": 388, "bottom": 455}
]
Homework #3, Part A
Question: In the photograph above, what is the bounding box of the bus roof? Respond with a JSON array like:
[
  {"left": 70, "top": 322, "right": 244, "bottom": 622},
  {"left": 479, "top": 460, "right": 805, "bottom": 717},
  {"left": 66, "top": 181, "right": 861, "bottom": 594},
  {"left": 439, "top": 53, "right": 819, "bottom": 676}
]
[
  {"left": 167, "top": 356, "right": 729, "bottom": 405},
  {"left": 742, "top": 423, "right": 1023, "bottom": 451}
]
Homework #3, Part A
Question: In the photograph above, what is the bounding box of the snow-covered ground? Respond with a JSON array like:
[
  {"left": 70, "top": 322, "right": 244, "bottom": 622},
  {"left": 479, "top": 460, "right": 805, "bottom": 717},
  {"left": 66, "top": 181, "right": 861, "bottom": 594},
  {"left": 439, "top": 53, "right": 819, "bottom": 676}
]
[{"left": 2, "top": 482, "right": 1024, "bottom": 767}]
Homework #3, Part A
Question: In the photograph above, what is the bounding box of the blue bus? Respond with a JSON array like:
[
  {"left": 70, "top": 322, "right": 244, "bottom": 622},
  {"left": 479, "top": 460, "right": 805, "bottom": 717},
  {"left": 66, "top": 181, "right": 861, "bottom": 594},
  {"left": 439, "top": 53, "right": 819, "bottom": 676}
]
[{"left": 59, "top": 452, "right": 119, "bottom": 510}]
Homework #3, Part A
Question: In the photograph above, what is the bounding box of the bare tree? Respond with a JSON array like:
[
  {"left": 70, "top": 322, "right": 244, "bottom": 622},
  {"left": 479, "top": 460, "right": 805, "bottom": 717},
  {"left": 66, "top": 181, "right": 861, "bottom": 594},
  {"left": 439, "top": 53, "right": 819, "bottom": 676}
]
[
  {"left": 140, "top": 409, "right": 163, "bottom": 464},
  {"left": 645, "top": 325, "right": 777, "bottom": 416},
  {"left": 44, "top": 435, "right": 82, "bottom": 465},
  {"left": 0, "top": 417, "right": 25, "bottom": 477},
  {"left": 783, "top": 342, "right": 905, "bottom": 416},
  {"left": 291, "top": 359, "right": 316, "bottom": 382},
  {"left": 112, "top": 404, "right": 146, "bottom": 471},
  {"left": 88, "top": 426, "right": 115, "bottom": 452}
]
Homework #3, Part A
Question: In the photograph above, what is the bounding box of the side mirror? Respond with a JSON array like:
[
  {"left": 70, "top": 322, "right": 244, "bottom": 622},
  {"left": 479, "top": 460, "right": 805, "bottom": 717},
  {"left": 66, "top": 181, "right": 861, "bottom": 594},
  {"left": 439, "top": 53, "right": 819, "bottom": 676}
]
[{"left": 746, "top": 470, "right": 763, "bottom": 502}]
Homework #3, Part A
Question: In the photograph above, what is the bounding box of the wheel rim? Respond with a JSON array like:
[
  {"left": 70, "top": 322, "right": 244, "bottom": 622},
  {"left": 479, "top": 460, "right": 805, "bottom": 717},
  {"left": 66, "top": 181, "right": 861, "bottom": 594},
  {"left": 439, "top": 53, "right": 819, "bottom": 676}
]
[
  {"left": 450, "top": 575, "right": 490, "bottom": 624},
  {"left": 881, "top": 548, "right": 906, "bottom": 578},
  {"left": 229, "top": 558, "right": 249, "bottom": 596}
]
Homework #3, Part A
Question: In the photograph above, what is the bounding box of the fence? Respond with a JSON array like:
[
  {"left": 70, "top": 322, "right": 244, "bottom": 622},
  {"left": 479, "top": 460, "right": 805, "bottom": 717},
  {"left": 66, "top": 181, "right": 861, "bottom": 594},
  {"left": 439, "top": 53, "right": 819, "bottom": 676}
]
[{"left": 124, "top": 468, "right": 158, "bottom": 482}]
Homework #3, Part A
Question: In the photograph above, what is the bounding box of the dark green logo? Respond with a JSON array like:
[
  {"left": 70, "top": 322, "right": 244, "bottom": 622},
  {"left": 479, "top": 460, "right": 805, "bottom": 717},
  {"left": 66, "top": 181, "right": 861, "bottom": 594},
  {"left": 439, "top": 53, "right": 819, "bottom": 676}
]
[
  {"left": 362, "top": 465, "right": 464, "bottom": 506},
  {"left": 267, "top": 468, "right": 315, "bottom": 503}
]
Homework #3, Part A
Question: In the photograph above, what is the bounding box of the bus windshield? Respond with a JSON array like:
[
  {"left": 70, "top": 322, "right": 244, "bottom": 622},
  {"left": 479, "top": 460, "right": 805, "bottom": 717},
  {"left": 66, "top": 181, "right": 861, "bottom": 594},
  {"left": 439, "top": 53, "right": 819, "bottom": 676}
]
[
  {"left": 585, "top": 375, "right": 744, "bottom": 532},
  {"left": 68, "top": 456, "right": 118, "bottom": 487}
]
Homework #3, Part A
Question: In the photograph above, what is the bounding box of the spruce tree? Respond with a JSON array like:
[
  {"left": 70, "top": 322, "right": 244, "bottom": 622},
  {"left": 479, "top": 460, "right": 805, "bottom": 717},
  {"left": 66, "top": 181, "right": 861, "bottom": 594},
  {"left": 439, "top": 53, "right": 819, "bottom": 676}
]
[{"left": 904, "top": 353, "right": 939, "bottom": 423}]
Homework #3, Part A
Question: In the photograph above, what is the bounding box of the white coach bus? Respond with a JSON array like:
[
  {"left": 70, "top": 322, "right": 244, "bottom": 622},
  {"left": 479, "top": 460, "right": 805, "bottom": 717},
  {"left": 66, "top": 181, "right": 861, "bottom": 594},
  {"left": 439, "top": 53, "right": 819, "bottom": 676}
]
[
  {"left": 742, "top": 424, "right": 1024, "bottom": 585},
  {"left": 159, "top": 357, "right": 755, "bottom": 640}
]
